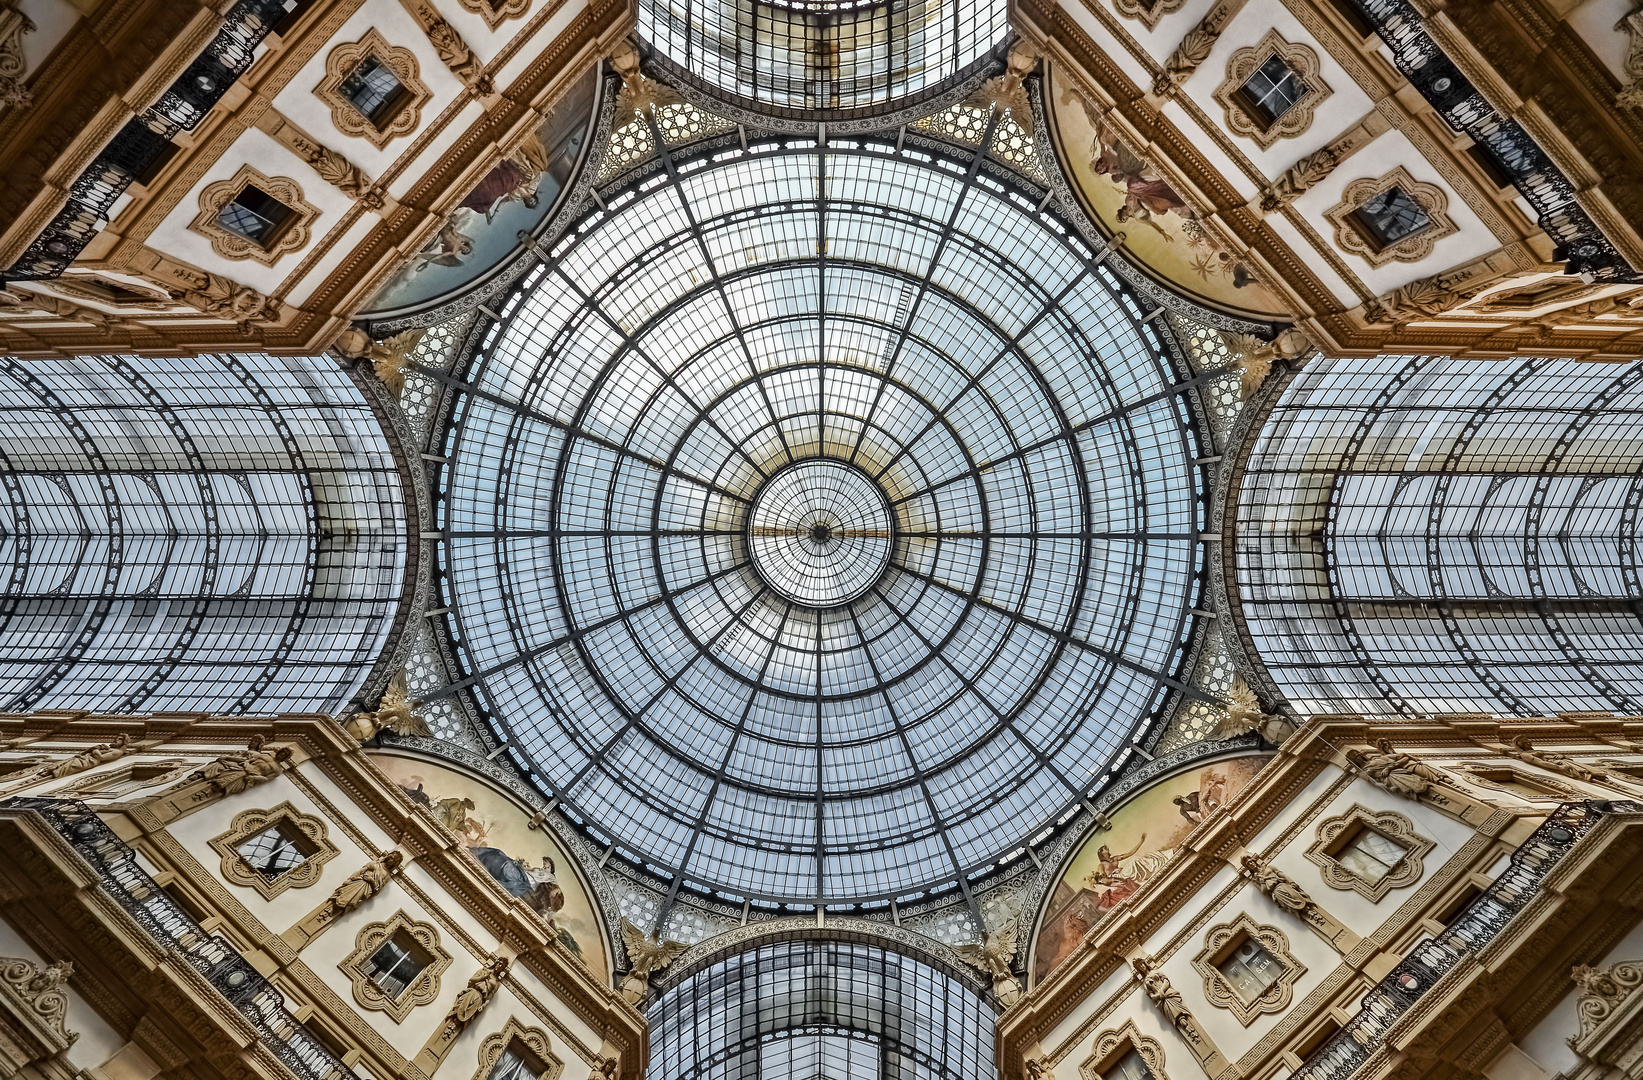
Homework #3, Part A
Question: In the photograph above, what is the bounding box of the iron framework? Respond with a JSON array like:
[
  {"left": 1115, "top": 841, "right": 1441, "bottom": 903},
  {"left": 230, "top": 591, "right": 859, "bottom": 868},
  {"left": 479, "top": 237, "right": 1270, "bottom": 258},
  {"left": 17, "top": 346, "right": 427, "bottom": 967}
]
[
  {"left": 424, "top": 116, "right": 1217, "bottom": 907},
  {"left": 1234, "top": 354, "right": 1643, "bottom": 718}
]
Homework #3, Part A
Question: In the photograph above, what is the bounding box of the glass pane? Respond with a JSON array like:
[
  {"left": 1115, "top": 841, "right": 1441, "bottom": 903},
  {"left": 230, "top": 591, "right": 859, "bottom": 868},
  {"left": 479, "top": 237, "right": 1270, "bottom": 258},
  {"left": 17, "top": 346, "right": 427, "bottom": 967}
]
[
  {"left": 218, "top": 185, "right": 292, "bottom": 243},
  {"left": 364, "top": 934, "right": 427, "bottom": 999},
  {"left": 1354, "top": 187, "right": 1431, "bottom": 244},
  {"left": 1339, "top": 828, "right": 1405, "bottom": 882},
  {"left": 489, "top": 1045, "right": 536, "bottom": 1080},
  {"left": 1218, "top": 938, "right": 1283, "bottom": 1000},
  {"left": 340, "top": 57, "right": 404, "bottom": 122},
  {"left": 237, "top": 822, "right": 311, "bottom": 879},
  {"left": 1241, "top": 54, "right": 1307, "bottom": 124},
  {"left": 1106, "top": 1049, "right": 1154, "bottom": 1080}
]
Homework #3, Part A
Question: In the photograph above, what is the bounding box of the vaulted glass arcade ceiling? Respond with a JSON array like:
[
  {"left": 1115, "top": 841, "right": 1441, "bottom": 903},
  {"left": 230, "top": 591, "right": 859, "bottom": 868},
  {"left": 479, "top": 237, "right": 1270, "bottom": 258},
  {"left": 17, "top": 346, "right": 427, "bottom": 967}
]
[{"left": 432, "top": 131, "right": 1210, "bottom": 905}]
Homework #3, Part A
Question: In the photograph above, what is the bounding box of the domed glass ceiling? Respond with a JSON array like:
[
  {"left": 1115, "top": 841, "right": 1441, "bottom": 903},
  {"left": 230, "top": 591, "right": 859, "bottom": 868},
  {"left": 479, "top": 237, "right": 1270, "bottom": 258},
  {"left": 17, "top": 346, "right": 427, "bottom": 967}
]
[{"left": 436, "top": 130, "right": 1206, "bottom": 904}]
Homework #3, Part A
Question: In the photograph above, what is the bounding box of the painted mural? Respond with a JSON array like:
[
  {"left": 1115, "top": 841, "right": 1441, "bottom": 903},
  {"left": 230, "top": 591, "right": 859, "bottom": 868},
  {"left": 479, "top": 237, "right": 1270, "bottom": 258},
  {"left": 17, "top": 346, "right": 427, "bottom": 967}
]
[
  {"left": 1047, "top": 72, "right": 1287, "bottom": 321},
  {"left": 360, "top": 68, "right": 598, "bottom": 320},
  {"left": 369, "top": 751, "right": 609, "bottom": 981},
  {"left": 1032, "top": 755, "right": 1269, "bottom": 983}
]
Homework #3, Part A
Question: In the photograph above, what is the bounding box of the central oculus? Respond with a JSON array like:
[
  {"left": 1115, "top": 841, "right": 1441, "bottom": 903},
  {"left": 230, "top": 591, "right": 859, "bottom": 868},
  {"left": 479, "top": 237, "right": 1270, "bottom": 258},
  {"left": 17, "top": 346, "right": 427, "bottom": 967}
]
[{"left": 746, "top": 460, "right": 894, "bottom": 607}]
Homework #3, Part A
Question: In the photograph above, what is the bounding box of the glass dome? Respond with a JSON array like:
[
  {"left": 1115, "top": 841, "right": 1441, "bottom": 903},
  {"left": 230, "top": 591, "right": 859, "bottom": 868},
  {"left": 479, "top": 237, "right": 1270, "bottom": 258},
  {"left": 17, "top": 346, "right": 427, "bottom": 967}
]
[{"left": 435, "top": 132, "right": 1207, "bottom": 904}]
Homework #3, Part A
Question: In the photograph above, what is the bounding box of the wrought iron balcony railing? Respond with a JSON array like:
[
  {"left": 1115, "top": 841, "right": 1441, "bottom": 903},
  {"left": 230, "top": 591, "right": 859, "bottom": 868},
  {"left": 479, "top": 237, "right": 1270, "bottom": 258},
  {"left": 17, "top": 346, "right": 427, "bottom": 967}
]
[
  {"left": 1, "top": 797, "right": 348, "bottom": 1080},
  {"left": 1340, "top": 0, "right": 1636, "bottom": 282},
  {"left": 2, "top": 0, "right": 291, "bottom": 282},
  {"left": 1291, "top": 799, "right": 1641, "bottom": 1080}
]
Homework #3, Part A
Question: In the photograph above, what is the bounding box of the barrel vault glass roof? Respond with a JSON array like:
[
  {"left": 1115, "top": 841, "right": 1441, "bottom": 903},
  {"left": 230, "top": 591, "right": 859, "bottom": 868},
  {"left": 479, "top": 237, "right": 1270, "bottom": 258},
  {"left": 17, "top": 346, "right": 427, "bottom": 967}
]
[{"left": 433, "top": 128, "right": 1209, "bottom": 905}]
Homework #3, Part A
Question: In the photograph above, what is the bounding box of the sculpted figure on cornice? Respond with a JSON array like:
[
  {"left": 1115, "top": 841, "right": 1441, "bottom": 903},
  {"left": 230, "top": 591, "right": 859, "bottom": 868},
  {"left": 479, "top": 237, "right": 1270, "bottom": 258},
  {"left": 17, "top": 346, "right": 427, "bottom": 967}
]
[
  {"left": 36, "top": 734, "right": 133, "bottom": 780},
  {"left": 167, "top": 269, "right": 281, "bottom": 329},
  {"left": 1346, "top": 740, "right": 1455, "bottom": 799},
  {"left": 1240, "top": 854, "right": 1312, "bottom": 913},
  {"left": 189, "top": 736, "right": 292, "bottom": 796},
  {"left": 325, "top": 852, "right": 404, "bottom": 918}
]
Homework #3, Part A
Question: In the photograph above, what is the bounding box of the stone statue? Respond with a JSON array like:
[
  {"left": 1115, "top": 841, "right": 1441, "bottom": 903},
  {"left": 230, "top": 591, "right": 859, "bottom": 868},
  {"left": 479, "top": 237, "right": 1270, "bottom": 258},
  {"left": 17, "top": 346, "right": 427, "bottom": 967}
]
[
  {"left": 617, "top": 917, "right": 685, "bottom": 1003},
  {"left": 190, "top": 735, "right": 292, "bottom": 796},
  {"left": 1132, "top": 956, "right": 1189, "bottom": 1028},
  {"left": 285, "top": 131, "right": 375, "bottom": 203},
  {"left": 964, "top": 41, "right": 1038, "bottom": 136},
  {"left": 169, "top": 269, "right": 280, "bottom": 327},
  {"left": 1024, "top": 1058, "right": 1055, "bottom": 1080},
  {"left": 1504, "top": 735, "right": 1625, "bottom": 788},
  {"left": 38, "top": 733, "right": 133, "bottom": 780},
  {"left": 343, "top": 671, "right": 432, "bottom": 742},
  {"left": 335, "top": 327, "right": 425, "bottom": 400},
  {"left": 1241, "top": 854, "right": 1312, "bottom": 913},
  {"left": 610, "top": 39, "right": 681, "bottom": 117},
  {"left": 450, "top": 953, "right": 509, "bottom": 1025},
  {"left": 1260, "top": 147, "right": 1339, "bottom": 211},
  {"left": 954, "top": 916, "right": 1023, "bottom": 1006},
  {"left": 1216, "top": 333, "right": 1275, "bottom": 399},
  {"left": 0, "top": 284, "right": 117, "bottom": 327},
  {"left": 1347, "top": 739, "right": 1452, "bottom": 800},
  {"left": 323, "top": 852, "right": 403, "bottom": 918},
  {"left": 1363, "top": 272, "right": 1484, "bottom": 326},
  {"left": 0, "top": 957, "right": 74, "bottom": 1041},
  {"left": 590, "top": 1056, "right": 618, "bottom": 1080}
]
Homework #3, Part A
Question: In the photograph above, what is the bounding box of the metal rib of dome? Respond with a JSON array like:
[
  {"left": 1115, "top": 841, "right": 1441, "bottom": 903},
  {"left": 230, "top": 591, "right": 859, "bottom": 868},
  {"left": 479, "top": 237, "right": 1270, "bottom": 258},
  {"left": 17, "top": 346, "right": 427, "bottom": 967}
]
[{"left": 437, "top": 132, "right": 1205, "bottom": 904}]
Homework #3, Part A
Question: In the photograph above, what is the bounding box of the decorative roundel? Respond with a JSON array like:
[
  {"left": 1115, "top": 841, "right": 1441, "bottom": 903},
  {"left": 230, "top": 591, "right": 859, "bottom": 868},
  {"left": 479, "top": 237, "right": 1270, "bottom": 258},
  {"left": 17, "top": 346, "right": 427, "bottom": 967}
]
[{"left": 439, "top": 135, "right": 1206, "bottom": 903}]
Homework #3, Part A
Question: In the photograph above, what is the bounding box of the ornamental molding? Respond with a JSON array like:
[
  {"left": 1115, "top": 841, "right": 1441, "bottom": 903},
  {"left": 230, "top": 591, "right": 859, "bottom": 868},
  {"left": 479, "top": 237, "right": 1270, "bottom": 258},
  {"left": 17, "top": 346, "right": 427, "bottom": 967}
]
[
  {"left": 1190, "top": 912, "right": 1305, "bottom": 1026},
  {"left": 458, "top": 0, "right": 531, "bottom": 28},
  {"left": 473, "top": 1018, "right": 564, "bottom": 1080},
  {"left": 1324, "top": 166, "right": 1457, "bottom": 267},
  {"left": 342, "top": 910, "right": 452, "bottom": 1023},
  {"left": 189, "top": 165, "right": 319, "bottom": 266},
  {"left": 315, "top": 29, "right": 429, "bottom": 149},
  {"left": 1572, "top": 959, "right": 1643, "bottom": 1043},
  {"left": 1081, "top": 1021, "right": 1166, "bottom": 1080},
  {"left": 208, "top": 801, "right": 338, "bottom": 900},
  {"left": 1113, "top": 0, "right": 1189, "bottom": 33},
  {"left": 0, "top": 2, "right": 34, "bottom": 110},
  {"left": 0, "top": 956, "right": 76, "bottom": 1049},
  {"left": 1305, "top": 804, "right": 1432, "bottom": 902},
  {"left": 1212, "top": 30, "right": 1331, "bottom": 150}
]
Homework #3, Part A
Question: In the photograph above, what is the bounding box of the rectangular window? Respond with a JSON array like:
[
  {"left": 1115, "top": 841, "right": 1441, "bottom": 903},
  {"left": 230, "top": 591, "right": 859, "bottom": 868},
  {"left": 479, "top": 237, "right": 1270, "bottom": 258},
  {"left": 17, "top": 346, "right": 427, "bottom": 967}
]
[
  {"left": 1336, "top": 827, "right": 1406, "bottom": 884},
  {"left": 1238, "top": 55, "right": 1308, "bottom": 126},
  {"left": 362, "top": 932, "right": 431, "bottom": 1000},
  {"left": 1351, "top": 187, "right": 1431, "bottom": 248},
  {"left": 1103, "top": 1048, "right": 1155, "bottom": 1080},
  {"left": 340, "top": 56, "right": 412, "bottom": 127},
  {"left": 218, "top": 186, "right": 297, "bottom": 246},
  {"left": 489, "top": 1042, "right": 546, "bottom": 1080},
  {"left": 1217, "top": 937, "right": 1284, "bottom": 1001},
  {"left": 237, "top": 820, "right": 318, "bottom": 880}
]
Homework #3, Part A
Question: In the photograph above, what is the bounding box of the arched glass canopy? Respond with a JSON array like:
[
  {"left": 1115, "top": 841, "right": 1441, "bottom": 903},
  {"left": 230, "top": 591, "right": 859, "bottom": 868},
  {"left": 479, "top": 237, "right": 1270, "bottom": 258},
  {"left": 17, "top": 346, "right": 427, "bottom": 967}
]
[
  {"left": 1236, "top": 353, "right": 1643, "bottom": 717},
  {"left": 638, "top": 0, "right": 1008, "bottom": 116},
  {"left": 647, "top": 939, "right": 997, "bottom": 1080},
  {"left": 434, "top": 132, "right": 1208, "bottom": 904}
]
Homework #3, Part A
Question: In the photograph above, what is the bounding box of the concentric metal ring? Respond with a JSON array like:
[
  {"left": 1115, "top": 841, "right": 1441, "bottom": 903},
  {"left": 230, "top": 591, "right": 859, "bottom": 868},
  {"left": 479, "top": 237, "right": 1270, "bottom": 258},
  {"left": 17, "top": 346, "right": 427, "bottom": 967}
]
[{"left": 747, "top": 460, "right": 894, "bottom": 607}]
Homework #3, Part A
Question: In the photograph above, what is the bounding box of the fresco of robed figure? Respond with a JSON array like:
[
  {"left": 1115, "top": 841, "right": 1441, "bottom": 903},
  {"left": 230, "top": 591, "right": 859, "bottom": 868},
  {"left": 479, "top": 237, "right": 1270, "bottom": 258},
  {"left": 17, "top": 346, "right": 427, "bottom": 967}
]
[
  {"left": 369, "top": 751, "right": 609, "bottom": 981},
  {"left": 1032, "top": 755, "right": 1269, "bottom": 983}
]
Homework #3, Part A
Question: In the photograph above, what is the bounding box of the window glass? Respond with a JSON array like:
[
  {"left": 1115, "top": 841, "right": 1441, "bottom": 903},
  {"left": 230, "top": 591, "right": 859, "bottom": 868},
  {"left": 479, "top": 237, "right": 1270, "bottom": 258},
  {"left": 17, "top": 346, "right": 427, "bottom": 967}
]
[
  {"left": 1105, "top": 1048, "right": 1154, "bottom": 1080},
  {"left": 1239, "top": 54, "right": 1308, "bottom": 125},
  {"left": 1336, "top": 827, "right": 1405, "bottom": 883},
  {"left": 489, "top": 1043, "right": 540, "bottom": 1080},
  {"left": 237, "top": 820, "right": 316, "bottom": 879},
  {"left": 1352, "top": 187, "right": 1431, "bottom": 246},
  {"left": 363, "top": 932, "right": 430, "bottom": 999},
  {"left": 1217, "top": 938, "right": 1283, "bottom": 1001},
  {"left": 218, "top": 185, "right": 295, "bottom": 245},
  {"left": 341, "top": 57, "right": 408, "bottom": 124}
]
